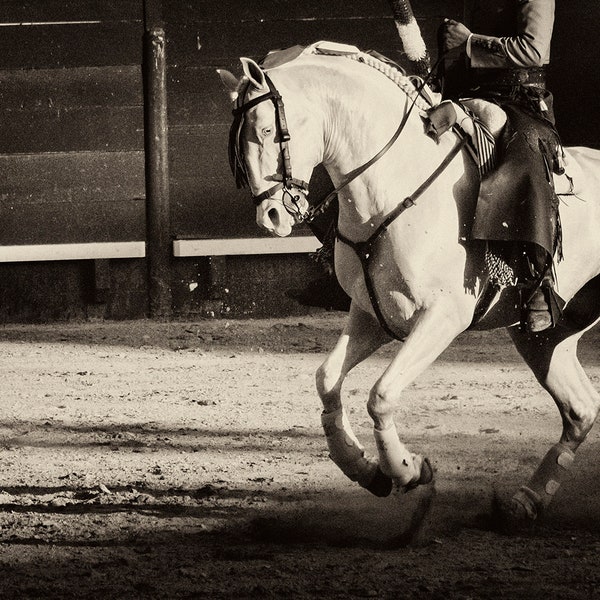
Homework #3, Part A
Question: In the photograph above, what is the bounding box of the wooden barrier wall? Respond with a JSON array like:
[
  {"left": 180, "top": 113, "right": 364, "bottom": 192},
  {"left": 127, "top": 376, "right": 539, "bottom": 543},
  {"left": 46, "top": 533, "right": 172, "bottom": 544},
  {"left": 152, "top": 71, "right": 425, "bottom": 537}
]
[
  {"left": 0, "top": 1, "right": 147, "bottom": 321},
  {"left": 0, "top": 1, "right": 597, "bottom": 321},
  {"left": 0, "top": 1, "right": 145, "bottom": 245}
]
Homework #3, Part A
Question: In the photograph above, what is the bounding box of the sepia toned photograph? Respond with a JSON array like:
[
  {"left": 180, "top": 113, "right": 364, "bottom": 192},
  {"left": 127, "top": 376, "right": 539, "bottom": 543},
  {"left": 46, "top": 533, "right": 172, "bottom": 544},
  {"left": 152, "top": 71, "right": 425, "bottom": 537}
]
[{"left": 0, "top": 1, "right": 598, "bottom": 598}]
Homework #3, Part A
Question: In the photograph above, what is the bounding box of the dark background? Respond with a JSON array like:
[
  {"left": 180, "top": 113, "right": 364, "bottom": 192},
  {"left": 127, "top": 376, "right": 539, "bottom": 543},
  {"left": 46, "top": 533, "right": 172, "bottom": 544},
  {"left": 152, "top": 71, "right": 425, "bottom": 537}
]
[{"left": 0, "top": 1, "right": 597, "bottom": 321}]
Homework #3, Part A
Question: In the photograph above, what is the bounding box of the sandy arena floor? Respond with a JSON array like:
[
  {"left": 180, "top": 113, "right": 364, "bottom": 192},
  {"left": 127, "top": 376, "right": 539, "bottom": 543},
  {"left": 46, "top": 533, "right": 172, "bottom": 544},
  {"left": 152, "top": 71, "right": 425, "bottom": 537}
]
[{"left": 0, "top": 314, "right": 599, "bottom": 599}]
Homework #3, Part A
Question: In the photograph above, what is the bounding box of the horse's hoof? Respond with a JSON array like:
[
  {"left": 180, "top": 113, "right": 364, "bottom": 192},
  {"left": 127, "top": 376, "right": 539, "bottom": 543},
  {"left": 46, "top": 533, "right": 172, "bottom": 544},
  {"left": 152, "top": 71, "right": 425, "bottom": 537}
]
[
  {"left": 490, "top": 490, "right": 538, "bottom": 535},
  {"left": 397, "top": 457, "right": 434, "bottom": 494},
  {"left": 364, "top": 466, "right": 393, "bottom": 497}
]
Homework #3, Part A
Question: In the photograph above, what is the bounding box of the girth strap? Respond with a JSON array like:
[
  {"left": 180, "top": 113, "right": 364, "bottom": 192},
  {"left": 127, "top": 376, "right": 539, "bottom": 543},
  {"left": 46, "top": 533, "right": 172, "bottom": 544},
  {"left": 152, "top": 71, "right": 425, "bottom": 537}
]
[
  {"left": 337, "top": 232, "right": 401, "bottom": 339},
  {"left": 337, "top": 136, "right": 468, "bottom": 340}
]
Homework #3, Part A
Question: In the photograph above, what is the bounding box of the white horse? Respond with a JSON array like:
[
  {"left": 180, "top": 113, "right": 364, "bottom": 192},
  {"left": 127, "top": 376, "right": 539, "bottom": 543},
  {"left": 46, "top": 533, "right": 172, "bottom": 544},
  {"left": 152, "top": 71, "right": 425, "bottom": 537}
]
[{"left": 219, "top": 42, "right": 600, "bottom": 527}]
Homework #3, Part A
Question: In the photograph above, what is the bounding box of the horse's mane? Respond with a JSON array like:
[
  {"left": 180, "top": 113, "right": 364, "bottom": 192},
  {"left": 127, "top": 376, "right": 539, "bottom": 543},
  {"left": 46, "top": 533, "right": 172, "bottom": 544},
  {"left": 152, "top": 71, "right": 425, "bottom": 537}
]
[
  {"left": 303, "top": 42, "right": 437, "bottom": 111},
  {"left": 237, "top": 41, "right": 438, "bottom": 112}
]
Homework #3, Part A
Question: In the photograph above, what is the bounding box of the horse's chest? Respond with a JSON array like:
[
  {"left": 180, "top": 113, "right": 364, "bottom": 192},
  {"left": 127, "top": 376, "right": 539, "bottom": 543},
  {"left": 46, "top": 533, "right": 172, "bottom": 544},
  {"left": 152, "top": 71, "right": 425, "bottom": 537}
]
[{"left": 335, "top": 241, "right": 420, "bottom": 333}]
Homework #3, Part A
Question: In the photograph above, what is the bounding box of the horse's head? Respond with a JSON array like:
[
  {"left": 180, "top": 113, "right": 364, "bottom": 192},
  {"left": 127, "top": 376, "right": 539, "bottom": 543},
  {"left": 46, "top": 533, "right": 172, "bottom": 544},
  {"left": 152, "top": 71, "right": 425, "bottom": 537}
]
[{"left": 218, "top": 58, "right": 318, "bottom": 237}]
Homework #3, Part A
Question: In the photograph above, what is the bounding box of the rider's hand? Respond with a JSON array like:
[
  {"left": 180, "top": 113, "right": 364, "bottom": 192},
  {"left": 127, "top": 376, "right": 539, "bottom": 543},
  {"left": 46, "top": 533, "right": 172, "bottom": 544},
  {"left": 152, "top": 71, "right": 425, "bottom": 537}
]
[{"left": 443, "top": 19, "right": 472, "bottom": 51}]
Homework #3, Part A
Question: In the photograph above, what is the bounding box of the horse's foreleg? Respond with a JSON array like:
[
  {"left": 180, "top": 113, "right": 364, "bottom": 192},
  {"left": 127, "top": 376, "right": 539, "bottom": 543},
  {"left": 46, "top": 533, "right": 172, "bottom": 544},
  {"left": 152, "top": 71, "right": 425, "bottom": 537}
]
[
  {"left": 507, "top": 318, "right": 600, "bottom": 522},
  {"left": 368, "top": 301, "right": 469, "bottom": 490},
  {"left": 317, "top": 302, "right": 393, "bottom": 496}
]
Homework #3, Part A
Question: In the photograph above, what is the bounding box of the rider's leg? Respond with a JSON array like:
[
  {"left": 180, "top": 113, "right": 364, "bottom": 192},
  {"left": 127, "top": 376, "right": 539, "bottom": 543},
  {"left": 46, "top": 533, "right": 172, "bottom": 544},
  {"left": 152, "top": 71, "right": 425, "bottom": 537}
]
[{"left": 317, "top": 302, "right": 393, "bottom": 495}]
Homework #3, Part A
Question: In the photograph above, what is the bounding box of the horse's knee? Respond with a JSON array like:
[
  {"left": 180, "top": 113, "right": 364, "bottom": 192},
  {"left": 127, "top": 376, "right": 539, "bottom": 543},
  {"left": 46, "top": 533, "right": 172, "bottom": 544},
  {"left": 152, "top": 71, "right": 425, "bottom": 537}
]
[
  {"left": 560, "top": 400, "right": 599, "bottom": 447},
  {"left": 551, "top": 384, "right": 600, "bottom": 446},
  {"left": 544, "top": 354, "right": 600, "bottom": 448},
  {"left": 367, "top": 384, "right": 396, "bottom": 429}
]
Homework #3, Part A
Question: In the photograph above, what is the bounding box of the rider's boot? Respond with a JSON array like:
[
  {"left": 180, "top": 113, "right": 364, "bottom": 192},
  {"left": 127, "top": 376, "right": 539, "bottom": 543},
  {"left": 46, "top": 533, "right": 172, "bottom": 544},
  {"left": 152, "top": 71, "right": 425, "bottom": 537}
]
[
  {"left": 525, "top": 277, "right": 554, "bottom": 333},
  {"left": 522, "top": 245, "right": 556, "bottom": 333}
]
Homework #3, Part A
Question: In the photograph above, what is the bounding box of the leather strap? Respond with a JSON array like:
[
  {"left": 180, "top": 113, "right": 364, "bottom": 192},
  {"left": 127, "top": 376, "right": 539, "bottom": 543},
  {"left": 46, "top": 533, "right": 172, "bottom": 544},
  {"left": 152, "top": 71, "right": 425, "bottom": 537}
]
[
  {"left": 230, "top": 72, "right": 310, "bottom": 208},
  {"left": 337, "top": 136, "right": 468, "bottom": 340}
]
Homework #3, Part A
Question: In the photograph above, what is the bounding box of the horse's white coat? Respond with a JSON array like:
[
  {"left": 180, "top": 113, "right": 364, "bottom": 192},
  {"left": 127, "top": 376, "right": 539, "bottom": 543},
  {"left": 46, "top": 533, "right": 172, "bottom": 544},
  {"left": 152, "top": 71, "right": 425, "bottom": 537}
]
[{"left": 221, "top": 48, "right": 600, "bottom": 518}]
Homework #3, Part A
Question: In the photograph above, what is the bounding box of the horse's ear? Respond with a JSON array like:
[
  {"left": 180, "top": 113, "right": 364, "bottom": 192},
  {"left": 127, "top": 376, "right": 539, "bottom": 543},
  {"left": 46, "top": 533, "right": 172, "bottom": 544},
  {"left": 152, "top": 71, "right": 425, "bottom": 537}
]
[
  {"left": 216, "top": 69, "right": 240, "bottom": 102},
  {"left": 240, "top": 57, "right": 268, "bottom": 91}
]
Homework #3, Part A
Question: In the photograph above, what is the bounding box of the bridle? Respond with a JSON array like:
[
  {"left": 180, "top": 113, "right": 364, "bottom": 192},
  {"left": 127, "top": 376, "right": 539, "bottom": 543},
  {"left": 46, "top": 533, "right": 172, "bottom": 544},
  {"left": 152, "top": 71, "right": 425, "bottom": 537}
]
[{"left": 228, "top": 71, "right": 310, "bottom": 220}]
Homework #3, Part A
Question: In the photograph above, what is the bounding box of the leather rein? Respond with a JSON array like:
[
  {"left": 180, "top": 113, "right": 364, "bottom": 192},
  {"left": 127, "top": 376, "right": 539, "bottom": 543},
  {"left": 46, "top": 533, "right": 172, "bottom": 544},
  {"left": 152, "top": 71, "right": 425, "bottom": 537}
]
[{"left": 230, "top": 64, "right": 468, "bottom": 339}]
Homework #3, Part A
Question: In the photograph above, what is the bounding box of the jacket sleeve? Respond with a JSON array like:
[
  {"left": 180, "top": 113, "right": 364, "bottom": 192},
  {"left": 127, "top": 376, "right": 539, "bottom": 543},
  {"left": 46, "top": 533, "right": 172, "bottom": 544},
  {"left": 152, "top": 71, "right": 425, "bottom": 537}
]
[{"left": 469, "top": 0, "right": 555, "bottom": 68}]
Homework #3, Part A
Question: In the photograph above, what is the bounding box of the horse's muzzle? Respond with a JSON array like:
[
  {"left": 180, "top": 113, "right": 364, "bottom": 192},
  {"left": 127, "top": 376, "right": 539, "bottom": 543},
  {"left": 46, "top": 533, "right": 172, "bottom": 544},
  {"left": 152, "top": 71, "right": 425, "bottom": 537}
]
[{"left": 256, "top": 190, "right": 309, "bottom": 236}]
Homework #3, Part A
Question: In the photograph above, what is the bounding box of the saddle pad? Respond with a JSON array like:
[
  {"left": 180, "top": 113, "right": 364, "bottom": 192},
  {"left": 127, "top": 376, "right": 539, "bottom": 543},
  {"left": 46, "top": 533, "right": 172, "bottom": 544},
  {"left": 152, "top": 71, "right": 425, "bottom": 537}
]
[{"left": 260, "top": 45, "right": 307, "bottom": 70}]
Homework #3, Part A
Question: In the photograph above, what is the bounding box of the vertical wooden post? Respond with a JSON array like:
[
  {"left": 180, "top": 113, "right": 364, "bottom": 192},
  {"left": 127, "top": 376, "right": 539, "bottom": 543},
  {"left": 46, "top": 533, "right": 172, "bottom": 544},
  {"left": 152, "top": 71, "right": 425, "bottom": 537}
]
[{"left": 144, "top": 0, "right": 172, "bottom": 317}]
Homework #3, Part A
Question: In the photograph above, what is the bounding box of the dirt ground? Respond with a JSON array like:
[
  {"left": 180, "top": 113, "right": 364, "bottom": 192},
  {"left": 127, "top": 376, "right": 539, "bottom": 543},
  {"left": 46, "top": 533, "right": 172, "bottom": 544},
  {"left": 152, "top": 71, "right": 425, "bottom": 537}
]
[{"left": 0, "top": 312, "right": 599, "bottom": 599}]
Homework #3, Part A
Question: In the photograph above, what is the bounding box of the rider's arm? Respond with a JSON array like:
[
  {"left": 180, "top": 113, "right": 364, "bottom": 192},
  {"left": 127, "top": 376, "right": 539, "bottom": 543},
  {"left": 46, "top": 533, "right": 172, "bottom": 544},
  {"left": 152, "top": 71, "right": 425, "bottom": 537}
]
[{"left": 468, "top": 0, "right": 555, "bottom": 68}]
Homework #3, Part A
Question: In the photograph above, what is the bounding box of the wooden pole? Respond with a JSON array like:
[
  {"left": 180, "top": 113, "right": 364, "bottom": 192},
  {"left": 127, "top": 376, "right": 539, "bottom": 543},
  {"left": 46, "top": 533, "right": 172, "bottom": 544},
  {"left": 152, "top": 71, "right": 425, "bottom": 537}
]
[
  {"left": 388, "top": 0, "right": 431, "bottom": 78},
  {"left": 143, "top": 0, "right": 172, "bottom": 317}
]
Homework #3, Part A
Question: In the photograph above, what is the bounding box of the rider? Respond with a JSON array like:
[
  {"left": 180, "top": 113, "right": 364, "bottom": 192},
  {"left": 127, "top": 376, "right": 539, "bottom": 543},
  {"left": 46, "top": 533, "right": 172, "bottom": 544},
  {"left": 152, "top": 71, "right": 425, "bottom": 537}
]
[{"left": 430, "top": 0, "right": 562, "bottom": 333}]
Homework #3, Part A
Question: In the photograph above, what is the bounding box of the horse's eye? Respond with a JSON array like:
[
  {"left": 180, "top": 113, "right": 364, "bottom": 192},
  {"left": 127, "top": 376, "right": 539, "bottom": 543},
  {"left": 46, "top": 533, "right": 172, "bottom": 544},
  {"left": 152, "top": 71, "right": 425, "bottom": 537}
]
[{"left": 261, "top": 127, "right": 273, "bottom": 136}]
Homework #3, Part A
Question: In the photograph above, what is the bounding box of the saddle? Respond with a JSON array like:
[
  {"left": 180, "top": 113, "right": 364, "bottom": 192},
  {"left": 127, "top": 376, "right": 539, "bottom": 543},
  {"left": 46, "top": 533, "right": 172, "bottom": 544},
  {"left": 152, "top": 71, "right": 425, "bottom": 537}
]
[{"left": 461, "top": 98, "right": 581, "bottom": 196}]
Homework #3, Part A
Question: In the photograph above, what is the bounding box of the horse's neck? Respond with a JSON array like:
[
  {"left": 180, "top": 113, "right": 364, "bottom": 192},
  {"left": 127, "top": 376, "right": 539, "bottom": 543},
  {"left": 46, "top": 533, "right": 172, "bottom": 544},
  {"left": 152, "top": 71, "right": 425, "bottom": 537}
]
[
  {"left": 321, "top": 63, "right": 413, "bottom": 175},
  {"left": 316, "top": 62, "right": 454, "bottom": 236}
]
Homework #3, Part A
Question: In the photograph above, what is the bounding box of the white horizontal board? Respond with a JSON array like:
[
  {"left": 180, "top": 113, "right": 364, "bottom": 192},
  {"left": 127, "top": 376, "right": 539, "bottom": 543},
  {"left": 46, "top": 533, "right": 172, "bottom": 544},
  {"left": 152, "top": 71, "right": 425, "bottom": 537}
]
[
  {"left": 173, "top": 236, "right": 320, "bottom": 257},
  {"left": 0, "top": 241, "right": 145, "bottom": 263}
]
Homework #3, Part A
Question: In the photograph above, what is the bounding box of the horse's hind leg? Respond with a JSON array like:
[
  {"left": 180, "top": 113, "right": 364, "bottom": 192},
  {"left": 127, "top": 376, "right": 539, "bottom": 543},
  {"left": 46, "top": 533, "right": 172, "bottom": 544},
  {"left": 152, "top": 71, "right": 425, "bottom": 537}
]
[
  {"left": 317, "top": 302, "right": 393, "bottom": 496},
  {"left": 506, "top": 304, "right": 600, "bottom": 523}
]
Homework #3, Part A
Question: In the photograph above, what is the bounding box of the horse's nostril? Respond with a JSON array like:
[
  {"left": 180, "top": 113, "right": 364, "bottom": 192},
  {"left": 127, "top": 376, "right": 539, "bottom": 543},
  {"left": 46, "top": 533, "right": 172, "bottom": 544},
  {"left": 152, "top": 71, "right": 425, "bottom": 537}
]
[{"left": 268, "top": 208, "right": 280, "bottom": 227}]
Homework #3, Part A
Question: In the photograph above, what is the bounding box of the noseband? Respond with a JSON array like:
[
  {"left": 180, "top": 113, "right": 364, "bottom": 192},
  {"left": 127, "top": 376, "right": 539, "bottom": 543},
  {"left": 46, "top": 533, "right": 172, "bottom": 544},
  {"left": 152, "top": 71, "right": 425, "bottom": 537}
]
[{"left": 229, "top": 71, "right": 310, "bottom": 217}]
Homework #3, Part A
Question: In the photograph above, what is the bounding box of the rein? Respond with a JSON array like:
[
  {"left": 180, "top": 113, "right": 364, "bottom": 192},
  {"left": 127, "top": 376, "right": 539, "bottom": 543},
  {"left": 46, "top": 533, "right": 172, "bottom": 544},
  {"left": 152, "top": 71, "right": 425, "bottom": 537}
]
[
  {"left": 303, "top": 88, "right": 416, "bottom": 223},
  {"left": 303, "top": 56, "right": 445, "bottom": 224}
]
